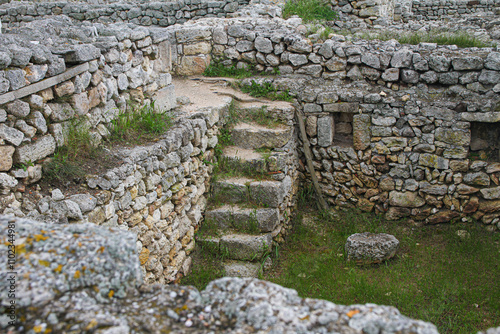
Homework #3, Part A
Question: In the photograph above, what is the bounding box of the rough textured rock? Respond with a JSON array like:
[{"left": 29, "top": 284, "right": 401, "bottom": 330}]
[{"left": 345, "top": 232, "right": 400, "bottom": 265}]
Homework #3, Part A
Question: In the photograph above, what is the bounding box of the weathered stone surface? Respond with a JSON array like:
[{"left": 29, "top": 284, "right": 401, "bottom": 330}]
[
  {"left": 353, "top": 114, "right": 370, "bottom": 150},
  {"left": 464, "top": 172, "right": 490, "bottom": 186},
  {"left": 7, "top": 99, "right": 30, "bottom": 118},
  {"left": 64, "top": 44, "right": 101, "bottom": 63},
  {"left": 435, "top": 128, "right": 470, "bottom": 146},
  {"left": 220, "top": 233, "right": 272, "bottom": 261},
  {"left": 427, "top": 210, "right": 460, "bottom": 224},
  {"left": 14, "top": 135, "right": 56, "bottom": 163},
  {"left": 389, "top": 191, "right": 425, "bottom": 207},
  {"left": 48, "top": 103, "right": 75, "bottom": 122},
  {"left": 419, "top": 182, "right": 448, "bottom": 195},
  {"left": 419, "top": 153, "right": 449, "bottom": 170},
  {"left": 231, "top": 123, "right": 291, "bottom": 150},
  {"left": 0, "top": 124, "right": 24, "bottom": 146},
  {"left": 451, "top": 56, "right": 483, "bottom": 70},
  {"left": 479, "top": 200, "right": 500, "bottom": 213},
  {"left": 325, "top": 56, "right": 346, "bottom": 71},
  {"left": 0, "top": 146, "right": 15, "bottom": 171},
  {"left": 381, "top": 68, "right": 399, "bottom": 81},
  {"left": 480, "top": 187, "right": 500, "bottom": 200},
  {"left": 223, "top": 260, "right": 261, "bottom": 278},
  {"left": 317, "top": 116, "right": 333, "bottom": 147},
  {"left": 345, "top": 232, "right": 399, "bottom": 265},
  {"left": 390, "top": 49, "right": 413, "bottom": 68}
]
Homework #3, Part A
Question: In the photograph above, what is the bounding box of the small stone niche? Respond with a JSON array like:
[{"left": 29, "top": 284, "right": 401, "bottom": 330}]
[
  {"left": 470, "top": 122, "right": 500, "bottom": 162},
  {"left": 333, "top": 113, "right": 353, "bottom": 147}
]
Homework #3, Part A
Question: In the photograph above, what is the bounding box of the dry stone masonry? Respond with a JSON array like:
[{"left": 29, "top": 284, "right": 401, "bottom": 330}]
[{"left": 0, "top": 0, "right": 500, "bottom": 332}]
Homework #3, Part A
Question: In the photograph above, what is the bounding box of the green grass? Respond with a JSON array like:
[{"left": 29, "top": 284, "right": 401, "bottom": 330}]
[
  {"left": 240, "top": 80, "right": 293, "bottom": 102},
  {"left": 108, "top": 101, "right": 174, "bottom": 144},
  {"left": 204, "top": 61, "right": 255, "bottom": 79},
  {"left": 263, "top": 207, "right": 500, "bottom": 334},
  {"left": 283, "top": 0, "right": 337, "bottom": 23},
  {"left": 43, "top": 119, "right": 99, "bottom": 183},
  {"left": 356, "top": 30, "right": 494, "bottom": 48}
]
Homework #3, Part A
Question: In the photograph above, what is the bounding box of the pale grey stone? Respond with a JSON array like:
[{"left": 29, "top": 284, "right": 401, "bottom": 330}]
[
  {"left": 484, "top": 52, "right": 500, "bottom": 70},
  {"left": 478, "top": 70, "right": 500, "bottom": 85},
  {"left": 317, "top": 116, "right": 333, "bottom": 147},
  {"left": 254, "top": 36, "right": 273, "bottom": 54},
  {"left": 381, "top": 68, "right": 399, "bottom": 81},
  {"left": 451, "top": 56, "right": 483, "bottom": 70},
  {"left": 480, "top": 187, "right": 500, "bottom": 200},
  {"left": 0, "top": 124, "right": 24, "bottom": 146},
  {"left": 419, "top": 182, "right": 448, "bottom": 195},
  {"left": 220, "top": 233, "right": 272, "bottom": 261},
  {"left": 5, "top": 68, "right": 26, "bottom": 90},
  {"left": 345, "top": 233, "right": 399, "bottom": 265},
  {"left": 65, "top": 44, "right": 101, "bottom": 63},
  {"left": 14, "top": 135, "right": 56, "bottom": 163},
  {"left": 48, "top": 103, "right": 74, "bottom": 122},
  {"left": 464, "top": 172, "right": 490, "bottom": 186},
  {"left": 325, "top": 56, "right": 346, "bottom": 71},
  {"left": 288, "top": 39, "right": 312, "bottom": 53},
  {"left": 288, "top": 53, "right": 308, "bottom": 66},
  {"left": 69, "top": 194, "right": 97, "bottom": 213},
  {"left": 401, "top": 69, "right": 419, "bottom": 83},
  {"left": 421, "top": 71, "right": 438, "bottom": 83},
  {"left": 361, "top": 53, "right": 380, "bottom": 69},
  {"left": 428, "top": 55, "right": 450, "bottom": 72},
  {"left": 390, "top": 48, "right": 413, "bottom": 68},
  {"left": 7, "top": 100, "right": 30, "bottom": 118}
]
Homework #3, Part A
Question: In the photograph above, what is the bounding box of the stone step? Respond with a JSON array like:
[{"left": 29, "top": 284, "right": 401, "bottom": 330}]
[
  {"left": 196, "top": 232, "right": 272, "bottom": 261},
  {"left": 220, "top": 233, "right": 272, "bottom": 261},
  {"left": 212, "top": 176, "right": 291, "bottom": 208},
  {"left": 230, "top": 122, "right": 292, "bottom": 150},
  {"left": 221, "top": 146, "right": 287, "bottom": 174},
  {"left": 223, "top": 260, "right": 261, "bottom": 278},
  {"left": 205, "top": 205, "right": 280, "bottom": 233}
]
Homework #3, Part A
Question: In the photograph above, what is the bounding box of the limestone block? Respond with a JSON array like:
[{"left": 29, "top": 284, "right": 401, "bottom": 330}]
[
  {"left": 389, "top": 191, "right": 425, "bottom": 207},
  {"left": 419, "top": 153, "right": 449, "bottom": 170},
  {"left": 184, "top": 42, "right": 212, "bottom": 55},
  {"left": 484, "top": 52, "right": 500, "bottom": 70},
  {"left": 435, "top": 128, "right": 470, "bottom": 146},
  {"left": 353, "top": 114, "right": 370, "bottom": 150},
  {"left": 288, "top": 54, "right": 308, "bottom": 66},
  {"left": 317, "top": 116, "right": 333, "bottom": 147},
  {"left": 464, "top": 172, "right": 490, "bottom": 186},
  {"left": 175, "top": 27, "right": 211, "bottom": 43},
  {"left": 0, "top": 146, "right": 15, "bottom": 171},
  {"left": 451, "top": 56, "right": 484, "bottom": 70},
  {"left": 48, "top": 103, "right": 74, "bottom": 122},
  {"left": 7, "top": 99, "right": 30, "bottom": 118},
  {"left": 361, "top": 53, "right": 380, "bottom": 69},
  {"left": 480, "top": 187, "right": 500, "bottom": 200},
  {"left": 5, "top": 68, "right": 26, "bottom": 90},
  {"left": 14, "top": 135, "right": 56, "bottom": 163},
  {"left": 71, "top": 92, "right": 90, "bottom": 115},
  {"left": 154, "top": 84, "right": 176, "bottom": 112},
  {"left": 64, "top": 44, "right": 101, "bottom": 63},
  {"left": 0, "top": 172, "right": 18, "bottom": 194},
  {"left": 288, "top": 39, "right": 312, "bottom": 53},
  {"left": 176, "top": 55, "right": 210, "bottom": 75},
  {"left": 0, "top": 124, "right": 24, "bottom": 146},
  {"left": 390, "top": 48, "right": 413, "bottom": 68},
  {"left": 381, "top": 68, "right": 399, "bottom": 81},
  {"left": 25, "top": 64, "right": 48, "bottom": 84},
  {"left": 345, "top": 232, "right": 399, "bottom": 265},
  {"left": 478, "top": 70, "right": 500, "bottom": 85},
  {"left": 255, "top": 37, "right": 273, "bottom": 54},
  {"left": 428, "top": 55, "right": 450, "bottom": 72}
]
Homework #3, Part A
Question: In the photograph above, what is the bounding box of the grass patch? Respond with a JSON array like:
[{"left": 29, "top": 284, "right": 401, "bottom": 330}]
[
  {"left": 262, "top": 208, "right": 500, "bottom": 334},
  {"left": 283, "top": 0, "right": 337, "bottom": 23},
  {"left": 204, "top": 61, "right": 255, "bottom": 79},
  {"left": 356, "top": 30, "right": 494, "bottom": 48},
  {"left": 240, "top": 80, "right": 293, "bottom": 102},
  {"left": 108, "top": 102, "right": 174, "bottom": 145},
  {"left": 43, "top": 119, "right": 100, "bottom": 183}
]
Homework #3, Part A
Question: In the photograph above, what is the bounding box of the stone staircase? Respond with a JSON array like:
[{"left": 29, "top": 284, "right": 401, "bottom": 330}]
[{"left": 201, "top": 107, "right": 294, "bottom": 277}]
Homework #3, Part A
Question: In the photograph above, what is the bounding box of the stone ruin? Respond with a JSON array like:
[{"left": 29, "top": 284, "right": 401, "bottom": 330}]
[{"left": 0, "top": 0, "right": 499, "bottom": 332}]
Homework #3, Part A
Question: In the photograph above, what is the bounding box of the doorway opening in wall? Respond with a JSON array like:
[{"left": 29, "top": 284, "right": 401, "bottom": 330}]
[
  {"left": 333, "top": 113, "right": 354, "bottom": 147},
  {"left": 469, "top": 122, "right": 500, "bottom": 162}
]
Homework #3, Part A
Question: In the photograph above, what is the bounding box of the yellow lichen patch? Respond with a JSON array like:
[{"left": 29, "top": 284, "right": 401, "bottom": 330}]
[
  {"left": 139, "top": 248, "right": 150, "bottom": 265},
  {"left": 78, "top": 242, "right": 82, "bottom": 247},
  {"left": 299, "top": 315, "right": 310, "bottom": 321},
  {"left": 40, "top": 229, "right": 48, "bottom": 234},
  {"left": 33, "top": 325, "right": 43, "bottom": 333},
  {"left": 93, "top": 286, "right": 100, "bottom": 293},
  {"left": 54, "top": 264, "right": 63, "bottom": 273},
  {"left": 84, "top": 319, "right": 98, "bottom": 330},
  {"left": 108, "top": 290, "right": 114, "bottom": 298},
  {"left": 34, "top": 234, "right": 49, "bottom": 242},
  {"left": 15, "top": 244, "right": 26, "bottom": 254},
  {"left": 73, "top": 233, "right": 80, "bottom": 238},
  {"left": 82, "top": 266, "right": 87, "bottom": 272},
  {"left": 74, "top": 270, "right": 81, "bottom": 279},
  {"left": 346, "top": 309, "right": 360, "bottom": 318},
  {"left": 98, "top": 246, "right": 105, "bottom": 253},
  {"left": 38, "top": 260, "right": 50, "bottom": 267},
  {"left": 44, "top": 328, "right": 52, "bottom": 333}
]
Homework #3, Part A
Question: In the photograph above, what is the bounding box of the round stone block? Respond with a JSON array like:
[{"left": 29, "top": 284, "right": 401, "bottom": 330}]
[{"left": 345, "top": 232, "right": 399, "bottom": 265}]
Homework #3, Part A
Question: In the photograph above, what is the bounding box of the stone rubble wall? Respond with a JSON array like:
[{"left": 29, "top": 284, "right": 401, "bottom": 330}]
[
  {"left": 408, "top": 0, "right": 500, "bottom": 20},
  {"left": 0, "top": 18, "right": 229, "bottom": 284},
  {"left": 0, "top": 0, "right": 250, "bottom": 27},
  {"left": 166, "top": 17, "right": 500, "bottom": 93},
  {"left": 289, "top": 80, "right": 500, "bottom": 230}
]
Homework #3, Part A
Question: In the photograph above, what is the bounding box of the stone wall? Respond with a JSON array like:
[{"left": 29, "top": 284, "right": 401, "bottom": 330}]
[
  {"left": 409, "top": 0, "right": 500, "bottom": 20},
  {"left": 0, "top": 0, "right": 250, "bottom": 27},
  {"left": 166, "top": 17, "right": 500, "bottom": 93},
  {"left": 0, "top": 18, "right": 226, "bottom": 283}
]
